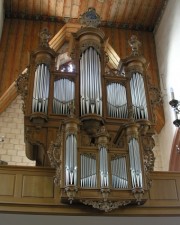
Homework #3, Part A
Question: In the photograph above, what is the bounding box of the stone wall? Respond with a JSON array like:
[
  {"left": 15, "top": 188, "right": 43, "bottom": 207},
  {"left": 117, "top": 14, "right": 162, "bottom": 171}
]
[{"left": 0, "top": 95, "right": 35, "bottom": 166}]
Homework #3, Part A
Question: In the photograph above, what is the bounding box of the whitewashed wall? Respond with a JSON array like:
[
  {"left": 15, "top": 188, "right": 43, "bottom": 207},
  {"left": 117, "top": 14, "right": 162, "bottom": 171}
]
[
  {"left": 0, "top": 0, "right": 4, "bottom": 40},
  {"left": 155, "top": 0, "right": 180, "bottom": 170}
]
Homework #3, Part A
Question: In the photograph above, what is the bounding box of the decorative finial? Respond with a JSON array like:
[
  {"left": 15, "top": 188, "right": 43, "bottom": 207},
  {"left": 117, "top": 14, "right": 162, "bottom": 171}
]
[
  {"left": 128, "top": 35, "right": 141, "bottom": 56},
  {"left": 79, "top": 8, "right": 101, "bottom": 28},
  {"left": 39, "top": 28, "right": 51, "bottom": 47}
]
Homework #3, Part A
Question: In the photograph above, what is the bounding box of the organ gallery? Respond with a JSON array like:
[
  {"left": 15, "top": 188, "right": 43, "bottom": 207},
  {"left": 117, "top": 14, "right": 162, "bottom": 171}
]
[{"left": 16, "top": 8, "right": 156, "bottom": 212}]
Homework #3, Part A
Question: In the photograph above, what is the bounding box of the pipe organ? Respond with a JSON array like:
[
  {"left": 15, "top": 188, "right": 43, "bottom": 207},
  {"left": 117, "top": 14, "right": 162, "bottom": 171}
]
[
  {"left": 130, "top": 72, "right": 148, "bottom": 120},
  {"left": 80, "top": 47, "right": 102, "bottom": 115},
  {"left": 111, "top": 156, "right": 128, "bottom": 189},
  {"left": 65, "top": 134, "right": 77, "bottom": 186},
  {"left": 99, "top": 146, "right": 109, "bottom": 188},
  {"left": 32, "top": 64, "right": 50, "bottom": 113},
  {"left": 80, "top": 153, "right": 97, "bottom": 188},
  {"left": 128, "top": 138, "right": 143, "bottom": 189},
  {"left": 107, "top": 83, "right": 128, "bottom": 118},
  {"left": 53, "top": 79, "right": 75, "bottom": 115},
  {"left": 17, "top": 8, "right": 156, "bottom": 212}
]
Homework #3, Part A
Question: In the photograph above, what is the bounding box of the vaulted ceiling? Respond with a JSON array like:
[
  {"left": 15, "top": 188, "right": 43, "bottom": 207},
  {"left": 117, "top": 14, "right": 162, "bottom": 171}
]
[{"left": 4, "top": 0, "right": 167, "bottom": 32}]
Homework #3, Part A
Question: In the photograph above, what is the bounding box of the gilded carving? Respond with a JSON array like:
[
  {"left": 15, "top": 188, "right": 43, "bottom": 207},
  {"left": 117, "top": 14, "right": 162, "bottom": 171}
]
[{"left": 81, "top": 199, "right": 131, "bottom": 212}]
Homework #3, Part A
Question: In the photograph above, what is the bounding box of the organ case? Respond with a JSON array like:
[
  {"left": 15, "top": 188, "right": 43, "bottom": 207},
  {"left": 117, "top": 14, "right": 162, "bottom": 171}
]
[{"left": 16, "top": 8, "right": 156, "bottom": 212}]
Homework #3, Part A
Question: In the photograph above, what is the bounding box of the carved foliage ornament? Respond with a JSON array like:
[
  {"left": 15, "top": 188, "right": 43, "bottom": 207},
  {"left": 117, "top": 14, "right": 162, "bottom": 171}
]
[
  {"left": 80, "top": 41, "right": 101, "bottom": 55},
  {"left": 149, "top": 85, "right": 163, "bottom": 106},
  {"left": 16, "top": 68, "right": 29, "bottom": 113},
  {"left": 142, "top": 136, "right": 155, "bottom": 189},
  {"left": 79, "top": 8, "right": 101, "bottom": 28},
  {"left": 81, "top": 199, "right": 131, "bottom": 212},
  {"left": 47, "top": 126, "right": 63, "bottom": 186}
]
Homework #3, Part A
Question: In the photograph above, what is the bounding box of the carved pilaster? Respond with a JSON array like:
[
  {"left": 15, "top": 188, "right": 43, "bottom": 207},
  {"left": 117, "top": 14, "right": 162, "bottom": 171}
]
[
  {"left": 47, "top": 127, "right": 63, "bottom": 186},
  {"left": 142, "top": 135, "right": 155, "bottom": 189}
]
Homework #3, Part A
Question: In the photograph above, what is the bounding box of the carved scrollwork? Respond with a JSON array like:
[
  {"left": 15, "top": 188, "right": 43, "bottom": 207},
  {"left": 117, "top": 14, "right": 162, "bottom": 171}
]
[
  {"left": 16, "top": 68, "right": 29, "bottom": 113},
  {"left": 47, "top": 126, "right": 63, "bottom": 186},
  {"left": 149, "top": 85, "right": 163, "bottom": 107},
  {"left": 142, "top": 136, "right": 155, "bottom": 189},
  {"left": 81, "top": 199, "right": 131, "bottom": 212},
  {"left": 80, "top": 41, "right": 101, "bottom": 54},
  {"left": 104, "top": 66, "right": 123, "bottom": 77}
]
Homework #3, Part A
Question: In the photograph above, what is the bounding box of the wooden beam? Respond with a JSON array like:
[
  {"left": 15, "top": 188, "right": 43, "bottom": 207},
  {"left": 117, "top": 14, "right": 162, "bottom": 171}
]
[{"left": 0, "top": 82, "right": 18, "bottom": 114}]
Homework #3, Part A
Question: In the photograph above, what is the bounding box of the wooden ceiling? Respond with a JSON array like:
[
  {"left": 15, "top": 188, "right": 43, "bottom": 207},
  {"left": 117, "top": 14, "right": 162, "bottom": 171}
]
[{"left": 4, "top": 0, "right": 167, "bottom": 32}]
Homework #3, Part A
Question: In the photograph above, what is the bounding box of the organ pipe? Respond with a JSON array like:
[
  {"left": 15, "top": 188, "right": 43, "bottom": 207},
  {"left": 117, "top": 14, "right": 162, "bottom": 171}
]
[
  {"left": 99, "top": 146, "right": 109, "bottom": 188},
  {"left": 80, "top": 47, "right": 102, "bottom": 115},
  {"left": 111, "top": 156, "right": 128, "bottom": 189},
  {"left": 53, "top": 79, "right": 75, "bottom": 115},
  {"left": 128, "top": 138, "right": 143, "bottom": 189},
  {"left": 65, "top": 134, "right": 77, "bottom": 186},
  {"left": 32, "top": 64, "right": 50, "bottom": 113},
  {"left": 80, "top": 154, "right": 97, "bottom": 188},
  {"left": 130, "top": 72, "right": 148, "bottom": 119},
  {"left": 107, "top": 83, "right": 128, "bottom": 118}
]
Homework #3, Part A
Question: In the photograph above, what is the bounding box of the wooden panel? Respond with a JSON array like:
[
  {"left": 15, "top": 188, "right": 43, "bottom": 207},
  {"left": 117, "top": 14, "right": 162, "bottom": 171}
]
[
  {"left": 0, "top": 168, "right": 180, "bottom": 215},
  {"left": 0, "top": 174, "right": 15, "bottom": 196},
  {"left": 150, "top": 179, "right": 178, "bottom": 200},
  {"left": 22, "top": 175, "right": 54, "bottom": 198}
]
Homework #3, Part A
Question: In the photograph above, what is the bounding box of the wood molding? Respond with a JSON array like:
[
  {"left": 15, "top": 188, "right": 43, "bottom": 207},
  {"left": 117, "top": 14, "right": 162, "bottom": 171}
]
[{"left": 0, "top": 166, "right": 180, "bottom": 215}]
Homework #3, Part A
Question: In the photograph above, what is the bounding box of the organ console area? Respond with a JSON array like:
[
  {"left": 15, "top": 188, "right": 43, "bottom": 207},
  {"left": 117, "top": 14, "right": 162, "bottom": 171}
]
[{"left": 16, "top": 8, "right": 155, "bottom": 212}]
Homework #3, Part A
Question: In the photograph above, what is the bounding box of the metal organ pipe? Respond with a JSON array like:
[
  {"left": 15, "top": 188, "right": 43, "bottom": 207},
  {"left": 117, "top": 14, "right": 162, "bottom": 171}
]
[
  {"left": 53, "top": 79, "right": 75, "bottom": 115},
  {"left": 128, "top": 138, "right": 143, "bottom": 189},
  {"left": 32, "top": 64, "right": 50, "bottom": 113},
  {"left": 80, "top": 154, "right": 97, "bottom": 188},
  {"left": 107, "top": 83, "right": 128, "bottom": 118},
  {"left": 80, "top": 47, "right": 102, "bottom": 115},
  {"left": 65, "top": 134, "right": 77, "bottom": 186},
  {"left": 130, "top": 72, "right": 148, "bottom": 119},
  {"left": 99, "top": 147, "right": 109, "bottom": 188},
  {"left": 111, "top": 156, "right": 128, "bottom": 189}
]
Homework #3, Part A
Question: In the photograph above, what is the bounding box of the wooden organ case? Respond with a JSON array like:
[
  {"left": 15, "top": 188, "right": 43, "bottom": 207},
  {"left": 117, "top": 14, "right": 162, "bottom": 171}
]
[{"left": 16, "top": 8, "right": 156, "bottom": 212}]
